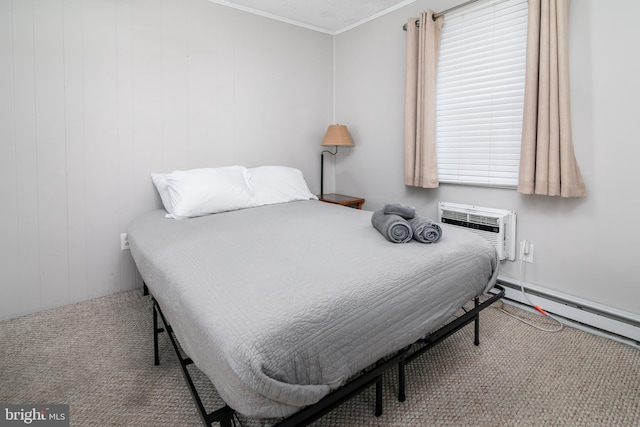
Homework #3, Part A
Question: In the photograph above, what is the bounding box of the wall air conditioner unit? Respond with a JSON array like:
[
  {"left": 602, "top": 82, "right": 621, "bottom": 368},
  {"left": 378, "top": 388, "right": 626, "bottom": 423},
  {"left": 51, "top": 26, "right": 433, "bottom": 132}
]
[{"left": 438, "top": 202, "right": 516, "bottom": 261}]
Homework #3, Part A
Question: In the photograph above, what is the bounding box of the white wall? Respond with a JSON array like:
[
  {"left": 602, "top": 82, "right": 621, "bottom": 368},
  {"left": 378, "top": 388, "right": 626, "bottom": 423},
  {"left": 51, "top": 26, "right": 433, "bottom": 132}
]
[
  {"left": 333, "top": 0, "right": 640, "bottom": 315},
  {"left": 3, "top": 0, "right": 639, "bottom": 321},
  {"left": 0, "top": 0, "right": 333, "bottom": 320}
]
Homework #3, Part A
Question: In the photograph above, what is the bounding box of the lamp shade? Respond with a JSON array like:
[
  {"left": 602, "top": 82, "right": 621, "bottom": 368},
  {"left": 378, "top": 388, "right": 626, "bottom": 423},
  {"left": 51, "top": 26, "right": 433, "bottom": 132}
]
[{"left": 321, "top": 124, "right": 353, "bottom": 147}]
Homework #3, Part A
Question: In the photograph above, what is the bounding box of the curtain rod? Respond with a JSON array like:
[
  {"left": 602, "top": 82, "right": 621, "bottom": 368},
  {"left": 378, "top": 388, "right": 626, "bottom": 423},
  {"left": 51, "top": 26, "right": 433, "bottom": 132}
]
[{"left": 402, "top": 0, "right": 479, "bottom": 30}]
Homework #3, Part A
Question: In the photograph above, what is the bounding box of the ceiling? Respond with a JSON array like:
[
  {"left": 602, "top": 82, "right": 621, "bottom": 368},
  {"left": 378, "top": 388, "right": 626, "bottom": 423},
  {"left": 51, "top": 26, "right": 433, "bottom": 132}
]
[{"left": 208, "top": 0, "right": 416, "bottom": 35}]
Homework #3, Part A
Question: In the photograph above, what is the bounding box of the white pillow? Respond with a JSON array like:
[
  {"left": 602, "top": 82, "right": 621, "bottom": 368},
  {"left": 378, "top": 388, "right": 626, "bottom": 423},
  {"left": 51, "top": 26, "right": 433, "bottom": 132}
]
[
  {"left": 151, "top": 166, "right": 256, "bottom": 219},
  {"left": 248, "top": 166, "right": 318, "bottom": 206},
  {"left": 151, "top": 172, "right": 173, "bottom": 213}
]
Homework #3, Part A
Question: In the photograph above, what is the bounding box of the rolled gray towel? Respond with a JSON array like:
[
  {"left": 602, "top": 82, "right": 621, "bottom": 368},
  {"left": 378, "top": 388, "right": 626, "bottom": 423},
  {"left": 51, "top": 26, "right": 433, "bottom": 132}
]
[
  {"left": 408, "top": 216, "right": 442, "bottom": 243},
  {"left": 371, "top": 210, "right": 413, "bottom": 243},
  {"left": 383, "top": 203, "right": 416, "bottom": 219}
]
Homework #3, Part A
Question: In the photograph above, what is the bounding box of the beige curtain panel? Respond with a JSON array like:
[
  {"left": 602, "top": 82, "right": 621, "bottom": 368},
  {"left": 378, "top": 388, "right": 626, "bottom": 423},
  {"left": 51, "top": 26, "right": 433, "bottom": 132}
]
[
  {"left": 518, "top": 0, "right": 586, "bottom": 197},
  {"left": 403, "top": 11, "right": 444, "bottom": 188}
]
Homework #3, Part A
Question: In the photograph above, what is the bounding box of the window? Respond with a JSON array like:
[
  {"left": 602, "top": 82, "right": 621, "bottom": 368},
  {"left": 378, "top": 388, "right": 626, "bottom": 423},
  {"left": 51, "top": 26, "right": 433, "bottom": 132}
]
[{"left": 435, "top": 0, "right": 528, "bottom": 187}]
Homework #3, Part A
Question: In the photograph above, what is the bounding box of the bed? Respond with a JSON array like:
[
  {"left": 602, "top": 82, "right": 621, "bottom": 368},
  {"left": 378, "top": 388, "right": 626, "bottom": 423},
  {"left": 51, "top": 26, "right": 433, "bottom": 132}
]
[{"left": 128, "top": 166, "right": 502, "bottom": 426}]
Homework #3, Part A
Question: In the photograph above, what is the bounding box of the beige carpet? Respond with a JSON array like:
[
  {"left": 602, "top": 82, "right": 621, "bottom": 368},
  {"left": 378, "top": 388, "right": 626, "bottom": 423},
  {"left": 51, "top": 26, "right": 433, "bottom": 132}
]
[{"left": 0, "top": 290, "right": 638, "bottom": 426}]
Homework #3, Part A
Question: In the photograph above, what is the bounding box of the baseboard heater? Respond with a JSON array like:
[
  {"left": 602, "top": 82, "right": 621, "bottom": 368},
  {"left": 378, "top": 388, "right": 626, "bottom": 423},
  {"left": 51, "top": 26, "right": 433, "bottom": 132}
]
[{"left": 497, "top": 277, "right": 640, "bottom": 345}]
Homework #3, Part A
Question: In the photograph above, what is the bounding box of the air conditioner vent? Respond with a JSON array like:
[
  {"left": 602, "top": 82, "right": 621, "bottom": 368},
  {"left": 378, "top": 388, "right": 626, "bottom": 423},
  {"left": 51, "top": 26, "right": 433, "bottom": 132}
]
[
  {"left": 441, "top": 209, "right": 467, "bottom": 222},
  {"left": 468, "top": 214, "right": 500, "bottom": 227},
  {"left": 438, "top": 202, "right": 517, "bottom": 261}
]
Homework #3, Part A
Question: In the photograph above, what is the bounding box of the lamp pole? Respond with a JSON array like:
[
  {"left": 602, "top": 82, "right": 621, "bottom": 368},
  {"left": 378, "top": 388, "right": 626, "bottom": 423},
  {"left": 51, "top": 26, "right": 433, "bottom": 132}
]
[{"left": 320, "top": 147, "right": 338, "bottom": 197}]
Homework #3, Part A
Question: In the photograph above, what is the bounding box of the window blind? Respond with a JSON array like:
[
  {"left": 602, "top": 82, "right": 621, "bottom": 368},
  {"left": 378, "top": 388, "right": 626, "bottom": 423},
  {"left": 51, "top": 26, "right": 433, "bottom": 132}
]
[{"left": 435, "top": 0, "right": 528, "bottom": 187}]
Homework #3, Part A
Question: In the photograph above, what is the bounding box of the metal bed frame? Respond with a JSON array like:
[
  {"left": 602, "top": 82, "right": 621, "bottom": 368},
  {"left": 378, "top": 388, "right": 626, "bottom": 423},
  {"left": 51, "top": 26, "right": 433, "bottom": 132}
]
[{"left": 144, "top": 283, "right": 505, "bottom": 427}]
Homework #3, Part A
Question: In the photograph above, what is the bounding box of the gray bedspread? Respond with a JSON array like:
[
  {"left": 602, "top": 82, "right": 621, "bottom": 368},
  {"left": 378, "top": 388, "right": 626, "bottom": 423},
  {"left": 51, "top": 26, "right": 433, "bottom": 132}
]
[{"left": 128, "top": 200, "right": 498, "bottom": 418}]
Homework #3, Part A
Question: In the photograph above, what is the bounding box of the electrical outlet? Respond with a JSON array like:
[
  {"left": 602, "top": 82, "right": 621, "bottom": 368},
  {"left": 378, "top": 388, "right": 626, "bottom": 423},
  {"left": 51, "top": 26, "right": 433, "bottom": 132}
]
[
  {"left": 120, "top": 233, "right": 130, "bottom": 251},
  {"left": 520, "top": 240, "right": 533, "bottom": 263}
]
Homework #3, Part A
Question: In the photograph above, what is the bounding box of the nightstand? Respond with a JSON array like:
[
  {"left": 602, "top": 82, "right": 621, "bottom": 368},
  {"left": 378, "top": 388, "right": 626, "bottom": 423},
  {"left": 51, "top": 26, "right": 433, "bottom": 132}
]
[{"left": 318, "top": 193, "right": 365, "bottom": 210}]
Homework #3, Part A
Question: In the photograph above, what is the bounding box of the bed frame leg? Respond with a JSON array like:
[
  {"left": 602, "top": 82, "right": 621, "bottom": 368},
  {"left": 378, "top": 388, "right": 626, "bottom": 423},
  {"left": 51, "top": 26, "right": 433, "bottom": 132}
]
[
  {"left": 218, "top": 412, "right": 233, "bottom": 427},
  {"left": 374, "top": 360, "right": 383, "bottom": 417},
  {"left": 398, "top": 358, "right": 406, "bottom": 402},
  {"left": 474, "top": 297, "right": 480, "bottom": 346},
  {"left": 153, "top": 302, "right": 162, "bottom": 365},
  {"left": 375, "top": 375, "right": 383, "bottom": 417}
]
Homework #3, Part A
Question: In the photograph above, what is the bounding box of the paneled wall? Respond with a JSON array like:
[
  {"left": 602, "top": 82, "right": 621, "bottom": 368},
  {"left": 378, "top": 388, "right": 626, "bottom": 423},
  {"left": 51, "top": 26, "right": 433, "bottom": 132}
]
[{"left": 0, "top": 0, "right": 333, "bottom": 320}]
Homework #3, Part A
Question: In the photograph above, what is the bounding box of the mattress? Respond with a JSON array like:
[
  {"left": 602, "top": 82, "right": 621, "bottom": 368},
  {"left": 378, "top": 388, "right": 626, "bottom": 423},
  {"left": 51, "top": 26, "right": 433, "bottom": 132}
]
[{"left": 128, "top": 200, "right": 498, "bottom": 418}]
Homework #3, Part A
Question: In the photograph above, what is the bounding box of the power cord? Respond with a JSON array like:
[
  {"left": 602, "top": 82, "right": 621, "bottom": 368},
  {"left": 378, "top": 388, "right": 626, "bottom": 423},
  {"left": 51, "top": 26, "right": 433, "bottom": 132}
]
[{"left": 495, "top": 244, "right": 563, "bottom": 333}]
